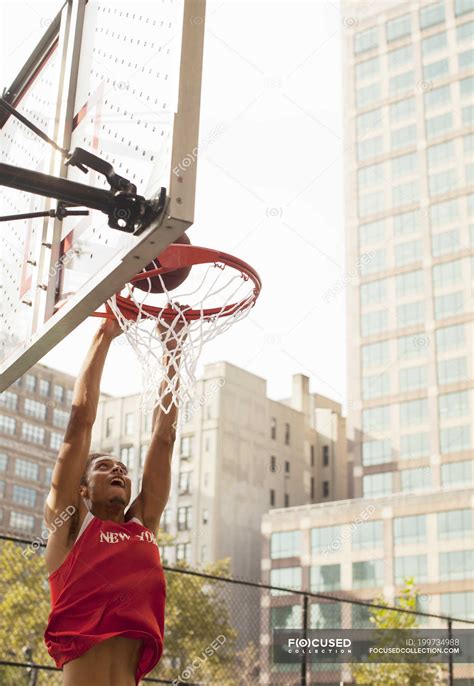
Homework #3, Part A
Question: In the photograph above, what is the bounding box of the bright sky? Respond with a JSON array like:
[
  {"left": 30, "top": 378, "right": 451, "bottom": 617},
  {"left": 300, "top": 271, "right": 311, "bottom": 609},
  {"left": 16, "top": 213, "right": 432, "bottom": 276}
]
[{"left": 1, "top": 0, "right": 347, "bottom": 407}]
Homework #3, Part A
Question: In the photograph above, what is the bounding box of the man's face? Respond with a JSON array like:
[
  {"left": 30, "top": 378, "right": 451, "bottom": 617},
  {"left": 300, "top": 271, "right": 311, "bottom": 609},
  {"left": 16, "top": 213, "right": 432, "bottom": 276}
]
[{"left": 81, "top": 456, "right": 132, "bottom": 507}]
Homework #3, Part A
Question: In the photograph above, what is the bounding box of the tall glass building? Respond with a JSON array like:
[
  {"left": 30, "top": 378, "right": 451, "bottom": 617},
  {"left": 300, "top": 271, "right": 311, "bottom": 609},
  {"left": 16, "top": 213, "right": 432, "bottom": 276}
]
[{"left": 343, "top": 0, "right": 473, "bottom": 498}]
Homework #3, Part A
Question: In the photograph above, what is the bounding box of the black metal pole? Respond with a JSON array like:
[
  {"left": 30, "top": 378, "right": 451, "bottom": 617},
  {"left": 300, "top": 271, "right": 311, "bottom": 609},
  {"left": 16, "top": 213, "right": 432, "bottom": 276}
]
[
  {"left": 301, "top": 594, "right": 308, "bottom": 686},
  {"left": 447, "top": 619, "right": 454, "bottom": 686},
  {"left": 0, "top": 162, "right": 114, "bottom": 214}
]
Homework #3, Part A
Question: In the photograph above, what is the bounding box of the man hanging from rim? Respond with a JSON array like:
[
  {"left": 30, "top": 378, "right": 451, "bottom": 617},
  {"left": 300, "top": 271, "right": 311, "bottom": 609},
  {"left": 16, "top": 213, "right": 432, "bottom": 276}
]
[{"left": 44, "top": 314, "right": 183, "bottom": 686}]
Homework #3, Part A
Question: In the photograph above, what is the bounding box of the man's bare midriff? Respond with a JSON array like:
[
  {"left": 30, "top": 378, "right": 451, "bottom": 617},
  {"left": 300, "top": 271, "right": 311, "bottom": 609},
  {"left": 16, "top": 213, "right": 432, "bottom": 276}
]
[{"left": 62, "top": 636, "right": 143, "bottom": 686}]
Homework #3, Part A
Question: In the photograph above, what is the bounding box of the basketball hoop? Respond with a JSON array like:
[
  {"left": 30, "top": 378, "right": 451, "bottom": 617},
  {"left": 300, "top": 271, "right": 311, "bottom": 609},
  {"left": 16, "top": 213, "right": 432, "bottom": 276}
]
[{"left": 92, "top": 244, "right": 261, "bottom": 415}]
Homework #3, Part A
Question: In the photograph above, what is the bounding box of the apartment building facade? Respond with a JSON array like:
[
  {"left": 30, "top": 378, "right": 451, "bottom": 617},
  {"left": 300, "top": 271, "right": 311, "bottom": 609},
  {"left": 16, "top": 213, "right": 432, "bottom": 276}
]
[
  {"left": 0, "top": 364, "right": 75, "bottom": 537},
  {"left": 92, "top": 361, "right": 348, "bottom": 582}
]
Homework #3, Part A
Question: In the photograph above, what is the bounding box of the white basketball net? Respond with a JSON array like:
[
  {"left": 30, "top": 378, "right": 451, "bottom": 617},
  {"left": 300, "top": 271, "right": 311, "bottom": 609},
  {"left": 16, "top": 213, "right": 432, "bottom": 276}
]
[{"left": 106, "top": 261, "right": 257, "bottom": 416}]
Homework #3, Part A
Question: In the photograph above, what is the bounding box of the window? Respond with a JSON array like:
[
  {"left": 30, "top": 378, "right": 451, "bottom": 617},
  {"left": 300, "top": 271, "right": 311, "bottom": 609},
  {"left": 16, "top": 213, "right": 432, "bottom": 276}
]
[
  {"left": 362, "top": 440, "right": 392, "bottom": 466},
  {"left": 358, "top": 136, "right": 383, "bottom": 161},
  {"left": 44, "top": 467, "right": 53, "bottom": 485},
  {"left": 390, "top": 97, "right": 416, "bottom": 123},
  {"left": 393, "top": 180, "right": 419, "bottom": 207},
  {"left": 311, "top": 603, "right": 341, "bottom": 629},
  {"left": 271, "top": 531, "right": 301, "bottom": 559},
  {"left": 284, "top": 423, "right": 290, "bottom": 445},
  {"left": 124, "top": 413, "right": 134, "bottom": 436},
  {"left": 426, "top": 112, "right": 453, "bottom": 139},
  {"left": 176, "top": 543, "right": 191, "bottom": 563},
  {"left": 463, "top": 104, "right": 474, "bottom": 127},
  {"left": 22, "top": 423, "right": 45, "bottom": 445},
  {"left": 270, "top": 567, "right": 302, "bottom": 596},
  {"left": 436, "top": 324, "right": 465, "bottom": 352},
  {"left": 322, "top": 445, "right": 329, "bottom": 466},
  {"left": 433, "top": 257, "right": 463, "bottom": 287},
  {"left": 363, "top": 472, "right": 393, "bottom": 497},
  {"left": 0, "top": 414, "right": 16, "bottom": 435},
  {"left": 311, "top": 525, "right": 340, "bottom": 555},
  {"left": 395, "top": 270, "right": 423, "bottom": 297},
  {"left": 161, "top": 508, "right": 171, "bottom": 532},
  {"left": 400, "top": 432, "right": 430, "bottom": 459},
  {"left": 389, "top": 70, "right": 414, "bottom": 96},
  {"left": 394, "top": 209, "right": 420, "bottom": 236},
  {"left": 357, "top": 108, "right": 383, "bottom": 135},
  {"left": 430, "top": 198, "right": 459, "bottom": 226},
  {"left": 440, "top": 425, "right": 471, "bottom": 453},
  {"left": 455, "top": 0, "right": 474, "bottom": 15},
  {"left": 24, "top": 398, "right": 47, "bottom": 421},
  {"left": 52, "top": 408, "right": 69, "bottom": 429},
  {"left": 457, "top": 20, "right": 474, "bottom": 42},
  {"left": 65, "top": 389, "right": 73, "bottom": 406},
  {"left": 143, "top": 412, "right": 153, "bottom": 433},
  {"left": 356, "top": 82, "right": 381, "bottom": 108},
  {"left": 420, "top": 2, "right": 445, "bottom": 30},
  {"left": 438, "top": 509, "right": 472, "bottom": 539},
  {"left": 270, "top": 417, "right": 277, "bottom": 440},
  {"left": 0, "top": 392, "right": 18, "bottom": 410},
  {"left": 396, "top": 300, "right": 425, "bottom": 327},
  {"left": 310, "top": 445, "right": 315, "bottom": 466},
  {"left": 180, "top": 435, "right": 193, "bottom": 457},
  {"left": 322, "top": 481, "right": 329, "bottom": 498},
  {"left": 460, "top": 76, "right": 474, "bottom": 99},
  {"left": 399, "top": 365, "right": 428, "bottom": 392},
  {"left": 53, "top": 384, "right": 64, "bottom": 403},
  {"left": 459, "top": 48, "right": 474, "bottom": 70},
  {"left": 310, "top": 477, "right": 315, "bottom": 499},
  {"left": 360, "top": 278, "right": 387, "bottom": 306},
  {"left": 50, "top": 432, "right": 63, "bottom": 450},
  {"left": 355, "top": 56, "right": 380, "bottom": 81},
  {"left": 398, "top": 333, "right": 428, "bottom": 358},
  {"left": 359, "top": 161, "right": 386, "bottom": 188},
  {"left": 361, "top": 310, "right": 388, "bottom": 336},
  {"left": 395, "top": 554, "right": 428, "bottom": 584},
  {"left": 352, "top": 560, "right": 383, "bottom": 588},
  {"left": 284, "top": 493, "right": 290, "bottom": 507},
  {"left": 102, "top": 417, "right": 113, "bottom": 440},
  {"left": 438, "top": 356, "right": 468, "bottom": 384},
  {"left": 362, "top": 341, "right": 389, "bottom": 368},
  {"left": 362, "top": 372, "right": 390, "bottom": 399},
  {"left": 311, "top": 564, "right": 340, "bottom": 592},
  {"left": 352, "top": 521, "right": 384, "bottom": 550},
  {"left": 24, "top": 374, "right": 36, "bottom": 393},
  {"left": 10, "top": 511, "right": 35, "bottom": 532},
  {"left": 394, "top": 514, "right": 427, "bottom": 545},
  {"left": 270, "top": 455, "right": 276, "bottom": 472},
  {"left": 0, "top": 453, "right": 7, "bottom": 471},
  {"left": 423, "top": 57, "right": 449, "bottom": 82},
  {"left": 354, "top": 27, "right": 378, "bottom": 54},
  {"left": 386, "top": 14, "right": 411, "bottom": 42},
  {"left": 400, "top": 398, "right": 428, "bottom": 426},
  {"left": 392, "top": 152, "right": 417, "bottom": 178},
  {"left": 424, "top": 84, "right": 450, "bottom": 110},
  {"left": 12, "top": 484, "right": 37, "bottom": 507},
  {"left": 38, "top": 379, "right": 50, "bottom": 396},
  {"left": 391, "top": 124, "right": 417, "bottom": 150},
  {"left": 441, "top": 460, "right": 472, "bottom": 487},
  {"left": 120, "top": 446, "right": 134, "bottom": 469},
  {"left": 270, "top": 489, "right": 275, "bottom": 506},
  {"left": 400, "top": 467, "right": 432, "bottom": 492},
  {"left": 284, "top": 460, "right": 290, "bottom": 474},
  {"left": 177, "top": 506, "right": 192, "bottom": 531},
  {"left": 359, "top": 220, "right": 385, "bottom": 246},
  {"left": 360, "top": 248, "right": 386, "bottom": 275},
  {"left": 440, "top": 550, "right": 474, "bottom": 581},
  {"left": 362, "top": 405, "right": 391, "bottom": 430},
  {"left": 271, "top": 606, "right": 302, "bottom": 630},
  {"left": 431, "top": 229, "right": 460, "bottom": 257},
  {"left": 178, "top": 470, "right": 191, "bottom": 494},
  {"left": 421, "top": 31, "right": 447, "bottom": 57},
  {"left": 441, "top": 592, "right": 474, "bottom": 621},
  {"left": 388, "top": 45, "right": 413, "bottom": 70},
  {"left": 429, "top": 169, "right": 457, "bottom": 196},
  {"left": 15, "top": 458, "right": 39, "bottom": 481}
]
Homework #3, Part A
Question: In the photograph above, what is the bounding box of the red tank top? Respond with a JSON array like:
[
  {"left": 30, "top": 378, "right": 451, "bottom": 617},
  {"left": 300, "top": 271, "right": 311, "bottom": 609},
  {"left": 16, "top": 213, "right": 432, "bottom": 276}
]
[{"left": 44, "top": 512, "right": 166, "bottom": 685}]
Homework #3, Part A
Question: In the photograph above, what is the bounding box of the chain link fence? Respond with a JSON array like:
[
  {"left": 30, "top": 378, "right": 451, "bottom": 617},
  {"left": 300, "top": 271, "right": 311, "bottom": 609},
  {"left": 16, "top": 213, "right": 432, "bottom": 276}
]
[{"left": 0, "top": 533, "right": 473, "bottom": 685}]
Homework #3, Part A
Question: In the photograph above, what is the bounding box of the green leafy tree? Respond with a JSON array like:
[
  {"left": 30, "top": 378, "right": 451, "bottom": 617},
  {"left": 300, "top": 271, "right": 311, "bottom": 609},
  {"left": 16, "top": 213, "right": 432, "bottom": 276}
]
[{"left": 352, "top": 579, "right": 445, "bottom": 686}]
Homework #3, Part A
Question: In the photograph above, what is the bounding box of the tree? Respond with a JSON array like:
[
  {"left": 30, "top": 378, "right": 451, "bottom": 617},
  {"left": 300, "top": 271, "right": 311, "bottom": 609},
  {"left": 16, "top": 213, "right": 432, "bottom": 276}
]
[{"left": 352, "top": 579, "right": 445, "bottom": 686}]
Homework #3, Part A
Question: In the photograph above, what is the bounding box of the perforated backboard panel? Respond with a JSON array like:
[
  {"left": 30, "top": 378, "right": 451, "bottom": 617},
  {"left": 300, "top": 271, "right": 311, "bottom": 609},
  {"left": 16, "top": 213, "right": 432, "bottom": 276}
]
[{"left": 0, "top": 0, "right": 205, "bottom": 390}]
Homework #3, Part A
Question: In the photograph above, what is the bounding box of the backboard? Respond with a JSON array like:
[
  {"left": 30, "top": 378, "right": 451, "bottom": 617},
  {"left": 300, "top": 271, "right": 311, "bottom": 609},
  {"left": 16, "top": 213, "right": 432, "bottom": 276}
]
[{"left": 0, "top": 0, "right": 206, "bottom": 391}]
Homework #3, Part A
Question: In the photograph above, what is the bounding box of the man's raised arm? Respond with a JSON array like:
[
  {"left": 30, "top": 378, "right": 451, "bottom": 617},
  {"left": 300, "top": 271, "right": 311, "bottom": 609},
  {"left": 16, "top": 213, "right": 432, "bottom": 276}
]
[{"left": 44, "top": 319, "right": 121, "bottom": 523}]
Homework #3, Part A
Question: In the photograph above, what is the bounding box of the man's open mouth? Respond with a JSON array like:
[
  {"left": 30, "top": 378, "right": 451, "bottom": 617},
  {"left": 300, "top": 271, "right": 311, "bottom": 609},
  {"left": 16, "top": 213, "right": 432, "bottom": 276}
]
[{"left": 110, "top": 477, "right": 125, "bottom": 488}]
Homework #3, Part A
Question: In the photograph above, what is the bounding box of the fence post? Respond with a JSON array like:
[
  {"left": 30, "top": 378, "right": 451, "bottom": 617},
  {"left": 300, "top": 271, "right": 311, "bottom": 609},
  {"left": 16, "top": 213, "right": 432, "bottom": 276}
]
[
  {"left": 301, "top": 593, "right": 308, "bottom": 686},
  {"left": 447, "top": 619, "right": 453, "bottom": 686}
]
